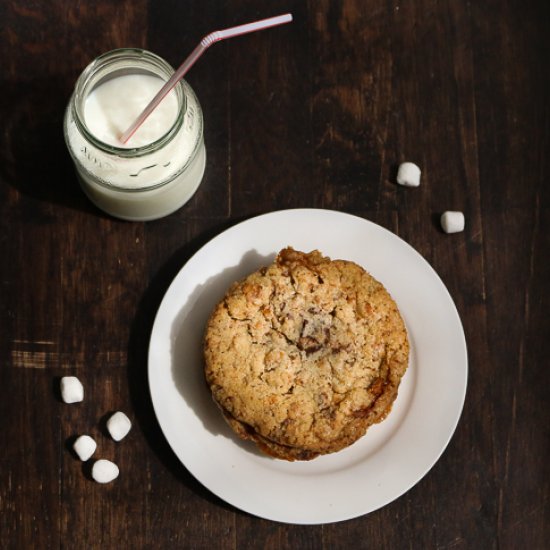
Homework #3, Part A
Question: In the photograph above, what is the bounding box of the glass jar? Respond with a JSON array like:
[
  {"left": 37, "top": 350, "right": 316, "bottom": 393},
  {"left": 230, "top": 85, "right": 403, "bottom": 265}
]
[{"left": 64, "top": 48, "right": 206, "bottom": 221}]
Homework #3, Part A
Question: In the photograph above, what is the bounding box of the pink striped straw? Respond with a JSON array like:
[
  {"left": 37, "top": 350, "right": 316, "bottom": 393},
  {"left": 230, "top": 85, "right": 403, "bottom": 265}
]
[{"left": 119, "top": 13, "right": 293, "bottom": 144}]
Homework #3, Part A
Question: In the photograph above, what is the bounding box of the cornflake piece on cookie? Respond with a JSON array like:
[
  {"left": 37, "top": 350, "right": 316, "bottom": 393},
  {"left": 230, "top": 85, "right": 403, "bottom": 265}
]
[
  {"left": 73, "top": 435, "right": 97, "bottom": 461},
  {"left": 106, "top": 411, "right": 132, "bottom": 441},
  {"left": 441, "top": 211, "right": 465, "bottom": 233},
  {"left": 91, "top": 459, "right": 119, "bottom": 483},
  {"left": 60, "top": 376, "right": 84, "bottom": 403},
  {"left": 396, "top": 162, "right": 421, "bottom": 187}
]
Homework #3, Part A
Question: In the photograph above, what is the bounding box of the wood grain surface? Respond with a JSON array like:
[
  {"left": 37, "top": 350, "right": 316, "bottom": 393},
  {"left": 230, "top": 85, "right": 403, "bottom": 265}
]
[{"left": 0, "top": 0, "right": 548, "bottom": 548}]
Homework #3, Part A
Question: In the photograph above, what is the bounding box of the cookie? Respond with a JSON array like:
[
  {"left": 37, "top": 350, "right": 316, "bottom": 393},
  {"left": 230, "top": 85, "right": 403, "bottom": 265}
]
[{"left": 204, "top": 247, "right": 409, "bottom": 460}]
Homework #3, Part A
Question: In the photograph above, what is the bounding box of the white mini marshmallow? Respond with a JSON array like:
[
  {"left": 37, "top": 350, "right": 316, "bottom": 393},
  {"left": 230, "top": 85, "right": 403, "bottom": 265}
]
[
  {"left": 92, "top": 459, "right": 119, "bottom": 484},
  {"left": 441, "top": 211, "right": 465, "bottom": 233},
  {"left": 73, "top": 435, "right": 97, "bottom": 461},
  {"left": 60, "top": 376, "right": 84, "bottom": 403},
  {"left": 396, "top": 162, "right": 421, "bottom": 187},
  {"left": 106, "top": 411, "right": 132, "bottom": 441}
]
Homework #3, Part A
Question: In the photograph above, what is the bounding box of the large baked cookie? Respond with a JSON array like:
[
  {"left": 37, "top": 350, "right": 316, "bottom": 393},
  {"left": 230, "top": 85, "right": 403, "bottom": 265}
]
[{"left": 204, "top": 247, "right": 409, "bottom": 460}]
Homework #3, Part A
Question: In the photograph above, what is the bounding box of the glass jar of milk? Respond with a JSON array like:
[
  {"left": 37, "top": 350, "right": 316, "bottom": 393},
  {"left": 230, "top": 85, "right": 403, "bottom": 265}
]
[{"left": 64, "top": 48, "right": 206, "bottom": 221}]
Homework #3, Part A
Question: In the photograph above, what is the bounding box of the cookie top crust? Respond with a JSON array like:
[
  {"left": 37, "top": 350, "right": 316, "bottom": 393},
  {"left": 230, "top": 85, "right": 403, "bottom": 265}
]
[{"left": 204, "top": 247, "right": 409, "bottom": 460}]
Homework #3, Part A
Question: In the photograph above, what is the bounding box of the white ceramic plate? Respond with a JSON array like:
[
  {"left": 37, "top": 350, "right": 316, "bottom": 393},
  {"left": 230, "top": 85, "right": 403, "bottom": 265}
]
[{"left": 148, "top": 209, "right": 467, "bottom": 524}]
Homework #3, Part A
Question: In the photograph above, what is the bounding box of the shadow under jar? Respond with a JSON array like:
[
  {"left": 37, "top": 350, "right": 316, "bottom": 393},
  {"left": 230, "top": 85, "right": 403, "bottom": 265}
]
[{"left": 64, "top": 48, "right": 206, "bottom": 221}]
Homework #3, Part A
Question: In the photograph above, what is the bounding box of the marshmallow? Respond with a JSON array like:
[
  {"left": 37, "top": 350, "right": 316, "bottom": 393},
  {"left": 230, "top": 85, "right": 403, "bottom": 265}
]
[
  {"left": 73, "top": 435, "right": 97, "bottom": 461},
  {"left": 106, "top": 411, "right": 132, "bottom": 441},
  {"left": 396, "top": 162, "right": 421, "bottom": 187},
  {"left": 91, "top": 459, "right": 119, "bottom": 484},
  {"left": 60, "top": 376, "right": 84, "bottom": 403},
  {"left": 440, "top": 211, "right": 465, "bottom": 233}
]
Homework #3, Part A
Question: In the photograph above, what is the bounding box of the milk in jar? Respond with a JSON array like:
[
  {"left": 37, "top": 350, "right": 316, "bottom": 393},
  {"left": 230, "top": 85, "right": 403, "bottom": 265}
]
[{"left": 64, "top": 48, "right": 206, "bottom": 221}]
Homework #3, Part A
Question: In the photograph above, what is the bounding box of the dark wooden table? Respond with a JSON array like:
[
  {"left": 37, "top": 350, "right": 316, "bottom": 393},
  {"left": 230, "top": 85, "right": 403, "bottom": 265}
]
[{"left": 1, "top": 1, "right": 548, "bottom": 548}]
